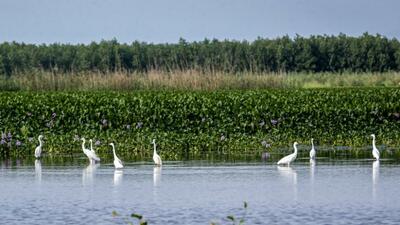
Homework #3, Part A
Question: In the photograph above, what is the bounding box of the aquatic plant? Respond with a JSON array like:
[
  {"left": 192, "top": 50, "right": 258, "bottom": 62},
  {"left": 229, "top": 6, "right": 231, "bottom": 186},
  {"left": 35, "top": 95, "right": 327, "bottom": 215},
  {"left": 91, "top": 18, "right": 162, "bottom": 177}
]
[{"left": 0, "top": 89, "right": 400, "bottom": 159}]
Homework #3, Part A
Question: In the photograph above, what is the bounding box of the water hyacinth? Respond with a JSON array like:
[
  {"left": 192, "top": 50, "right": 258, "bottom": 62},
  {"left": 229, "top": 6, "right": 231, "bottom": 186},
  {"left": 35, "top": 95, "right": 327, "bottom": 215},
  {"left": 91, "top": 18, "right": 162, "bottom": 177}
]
[
  {"left": 271, "top": 119, "right": 279, "bottom": 126},
  {"left": 0, "top": 139, "right": 6, "bottom": 145},
  {"left": 95, "top": 140, "right": 101, "bottom": 146},
  {"left": 7, "top": 132, "right": 12, "bottom": 140},
  {"left": 136, "top": 122, "right": 143, "bottom": 129},
  {"left": 52, "top": 112, "right": 57, "bottom": 119},
  {"left": 15, "top": 140, "right": 22, "bottom": 147}
]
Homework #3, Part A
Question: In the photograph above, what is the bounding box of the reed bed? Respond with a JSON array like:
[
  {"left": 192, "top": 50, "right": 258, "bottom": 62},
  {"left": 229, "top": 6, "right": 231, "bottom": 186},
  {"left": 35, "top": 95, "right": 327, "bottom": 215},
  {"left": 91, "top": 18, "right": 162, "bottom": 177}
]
[{"left": 1, "top": 71, "right": 400, "bottom": 91}]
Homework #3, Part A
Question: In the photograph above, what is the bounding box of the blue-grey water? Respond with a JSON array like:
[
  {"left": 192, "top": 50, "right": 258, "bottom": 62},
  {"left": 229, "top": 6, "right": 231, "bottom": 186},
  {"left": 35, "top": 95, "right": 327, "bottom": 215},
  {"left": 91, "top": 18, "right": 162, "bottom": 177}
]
[{"left": 1, "top": 159, "right": 400, "bottom": 225}]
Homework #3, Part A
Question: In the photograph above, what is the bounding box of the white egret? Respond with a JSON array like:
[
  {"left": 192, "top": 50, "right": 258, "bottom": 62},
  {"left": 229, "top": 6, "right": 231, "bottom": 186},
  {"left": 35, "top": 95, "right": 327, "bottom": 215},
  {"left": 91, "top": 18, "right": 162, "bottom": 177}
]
[
  {"left": 34, "top": 135, "right": 44, "bottom": 158},
  {"left": 371, "top": 134, "right": 380, "bottom": 160},
  {"left": 109, "top": 143, "right": 123, "bottom": 169},
  {"left": 81, "top": 138, "right": 100, "bottom": 164},
  {"left": 89, "top": 139, "right": 101, "bottom": 162},
  {"left": 277, "top": 142, "right": 298, "bottom": 165},
  {"left": 309, "top": 138, "right": 316, "bottom": 160},
  {"left": 152, "top": 139, "right": 162, "bottom": 166}
]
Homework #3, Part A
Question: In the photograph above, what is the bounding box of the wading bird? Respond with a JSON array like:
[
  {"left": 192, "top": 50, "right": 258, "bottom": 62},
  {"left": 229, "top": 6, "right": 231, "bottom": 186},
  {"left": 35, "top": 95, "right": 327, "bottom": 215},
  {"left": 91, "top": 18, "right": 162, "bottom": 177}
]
[
  {"left": 109, "top": 143, "right": 123, "bottom": 169},
  {"left": 89, "top": 139, "right": 100, "bottom": 162},
  {"left": 34, "top": 135, "right": 44, "bottom": 158},
  {"left": 309, "top": 138, "right": 316, "bottom": 160},
  {"left": 371, "top": 134, "right": 380, "bottom": 160},
  {"left": 277, "top": 142, "right": 298, "bottom": 165},
  {"left": 152, "top": 139, "right": 162, "bottom": 166},
  {"left": 81, "top": 138, "right": 100, "bottom": 164}
]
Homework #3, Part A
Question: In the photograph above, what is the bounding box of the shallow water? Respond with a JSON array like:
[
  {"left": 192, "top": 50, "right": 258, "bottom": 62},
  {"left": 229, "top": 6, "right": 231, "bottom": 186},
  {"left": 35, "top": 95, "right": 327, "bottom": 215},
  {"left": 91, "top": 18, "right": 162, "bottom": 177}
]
[{"left": 1, "top": 159, "right": 400, "bottom": 225}]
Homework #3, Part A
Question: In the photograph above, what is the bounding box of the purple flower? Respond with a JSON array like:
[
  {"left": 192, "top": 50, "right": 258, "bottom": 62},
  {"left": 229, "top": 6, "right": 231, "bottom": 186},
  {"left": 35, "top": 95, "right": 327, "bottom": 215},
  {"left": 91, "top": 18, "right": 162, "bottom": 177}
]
[
  {"left": 95, "top": 140, "right": 101, "bottom": 146},
  {"left": 7, "top": 132, "right": 12, "bottom": 140},
  {"left": 15, "top": 140, "right": 22, "bottom": 147},
  {"left": 271, "top": 119, "right": 278, "bottom": 126},
  {"left": 52, "top": 112, "right": 57, "bottom": 119},
  {"left": 136, "top": 122, "right": 143, "bottom": 129},
  {"left": 28, "top": 137, "right": 33, "bottom": 142},
  {"left": 0, "top": 139, "right": 5, "bottom": 145}
]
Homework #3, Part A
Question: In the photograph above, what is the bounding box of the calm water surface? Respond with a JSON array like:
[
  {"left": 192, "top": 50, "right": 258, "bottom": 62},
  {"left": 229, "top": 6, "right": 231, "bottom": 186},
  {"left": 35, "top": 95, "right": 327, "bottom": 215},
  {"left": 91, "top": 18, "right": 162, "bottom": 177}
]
[{"left": 1, "top": 159, "right": 400, "bottom": 225}]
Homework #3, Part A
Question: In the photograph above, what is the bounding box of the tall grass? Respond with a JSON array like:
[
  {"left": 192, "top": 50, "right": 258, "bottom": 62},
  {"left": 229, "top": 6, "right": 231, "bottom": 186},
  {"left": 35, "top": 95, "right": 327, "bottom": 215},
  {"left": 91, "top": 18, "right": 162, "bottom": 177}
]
[{"left": 1, "top": 71, "right": 400, "bottom": 91}]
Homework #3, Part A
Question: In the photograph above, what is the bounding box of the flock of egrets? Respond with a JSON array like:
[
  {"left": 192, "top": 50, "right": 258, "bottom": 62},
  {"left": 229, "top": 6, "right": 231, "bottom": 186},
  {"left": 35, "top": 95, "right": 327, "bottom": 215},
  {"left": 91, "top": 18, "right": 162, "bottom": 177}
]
[
  {"left": 277, "top": 134, "right": 380, "bottom": 165},
  {"left": 34, "top": 136, "right": 162, "bottom": 169},
  {"left": 33, "top": 133, "right": 380, "bottom": 168}
]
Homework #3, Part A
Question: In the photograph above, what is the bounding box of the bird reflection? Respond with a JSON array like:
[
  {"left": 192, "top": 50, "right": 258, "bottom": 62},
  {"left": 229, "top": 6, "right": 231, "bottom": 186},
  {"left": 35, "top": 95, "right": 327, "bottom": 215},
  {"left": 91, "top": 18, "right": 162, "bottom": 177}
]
[
  {"left": 82, "top": 163, "right": 99, "bottom": 186},
  {"left": 310, "top": 159, "right": 316, "bottom": 198},
  {"left": 277, "top": 166, "right": 298, "bottom": 200},
  {"left": 153, "top": 166, "right": 162, "bottom": 187},
  {"left": 113, "top": 170, "right": 123, "bottom": 186},
  {"left": 35, "top": 159, "right": 42, "bottom": 183},
  {"left": 372, "top": 160, "right": 380, "bottom": 200}
]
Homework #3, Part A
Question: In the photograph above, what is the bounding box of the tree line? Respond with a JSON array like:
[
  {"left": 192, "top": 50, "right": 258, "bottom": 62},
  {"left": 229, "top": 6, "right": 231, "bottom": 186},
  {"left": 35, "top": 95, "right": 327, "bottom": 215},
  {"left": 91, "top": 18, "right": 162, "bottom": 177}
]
[{"left": 1, "top": 33, "right": 400, "bottom": 76}]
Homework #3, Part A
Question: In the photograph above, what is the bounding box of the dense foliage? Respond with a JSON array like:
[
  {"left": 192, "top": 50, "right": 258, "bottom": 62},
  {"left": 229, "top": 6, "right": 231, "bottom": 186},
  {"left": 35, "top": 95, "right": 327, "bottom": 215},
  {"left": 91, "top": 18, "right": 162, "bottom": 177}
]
[
  {"left": 1, "top": 89, "right": 400, "bottom": 159},
  {"left": 1, "top": 33, "right": 400, "bottom": 76}
]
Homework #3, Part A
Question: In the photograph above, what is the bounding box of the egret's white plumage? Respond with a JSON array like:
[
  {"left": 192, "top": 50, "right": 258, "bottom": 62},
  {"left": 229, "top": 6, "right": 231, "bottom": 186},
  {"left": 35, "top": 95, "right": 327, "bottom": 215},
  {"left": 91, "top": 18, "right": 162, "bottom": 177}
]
[
  {"left": 110, "top": 143, "right": 123, "bottom": 169},
  {"left": 152, "top": 139, "right": 162, "bottom": 166},
  {"left": 81, "top": 138, "right": 100, "bottom": 164},
  {"left": 89, "top": 139, "right": 101, "bottom": 162},
  {"left": 309, "top": 138, "right": 316, "bottom": 160},
  {"left": 371, "top": 134, "right": 380, "bottom": 160},
  {"left": 277, "top": 142, "right": 298, "bottom": 165},
  {"left": 34, "top": 135, "right": 44, "bottom": 158}
]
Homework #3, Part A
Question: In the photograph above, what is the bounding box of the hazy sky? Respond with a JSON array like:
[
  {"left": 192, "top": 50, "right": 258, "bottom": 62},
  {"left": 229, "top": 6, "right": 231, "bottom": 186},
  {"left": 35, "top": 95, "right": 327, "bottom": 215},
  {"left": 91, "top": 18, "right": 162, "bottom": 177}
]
[{"left": 1, "top": 0, "right": 399, "bottom": 44}]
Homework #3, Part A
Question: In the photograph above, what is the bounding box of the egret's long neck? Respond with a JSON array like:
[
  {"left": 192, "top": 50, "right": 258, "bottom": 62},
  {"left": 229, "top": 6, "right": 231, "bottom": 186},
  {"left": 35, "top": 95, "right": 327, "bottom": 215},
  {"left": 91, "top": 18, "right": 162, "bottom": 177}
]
[
  {"left": 311, "top": 140, "right": 314, "bottom": 149},
  {"left": 153, "top": 143, "right": 157, "bottom": 155},
  {"left": 90, "top": 140, "right": 93, "bottom": 150},
  {"left": 112, "top": 145, "right": 117, "bottom": 158},
  {"left": 294, "top": 144, "right": 298, "bottom": 154},
  {"left": 372, "top": 136, "right": 376, "bottom": 149},
  {"left": 38, "top": 137, "right": 42, "bottom": 147},
  {"left": 81, "top": 140, "right": 86, "bottom": 150}
]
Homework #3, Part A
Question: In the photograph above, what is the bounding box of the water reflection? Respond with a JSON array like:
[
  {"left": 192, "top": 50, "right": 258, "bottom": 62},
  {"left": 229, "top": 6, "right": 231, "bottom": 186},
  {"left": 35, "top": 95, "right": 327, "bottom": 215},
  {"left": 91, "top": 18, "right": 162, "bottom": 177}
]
[
  {"left": 113, "top": 170, "right": 123, "bottom": 186},
  {"left": 372, "top": 160, "right": 380, "bottom": 200},
  {"left": 277, "top": 166, "right": 298, "bottom": 200},
  {"left": 82, "top": 163, "right": 99, "bottom": 186},
  {"left": 35, "top": 159, "right": 42, "bottom": 183},
  {"left": 153, "top": 166, "right": 162, "bottom": 187},
  {"left": 310, "top": 159, "right": 316, "bottom": 198}
]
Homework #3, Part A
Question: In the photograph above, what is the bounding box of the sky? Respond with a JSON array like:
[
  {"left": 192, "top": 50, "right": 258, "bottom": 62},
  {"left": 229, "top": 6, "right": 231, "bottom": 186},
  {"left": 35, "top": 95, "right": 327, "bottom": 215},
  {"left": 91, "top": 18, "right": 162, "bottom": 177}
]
[{"left": 0, "top": 0, "right": 399, "bottom": 44}]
